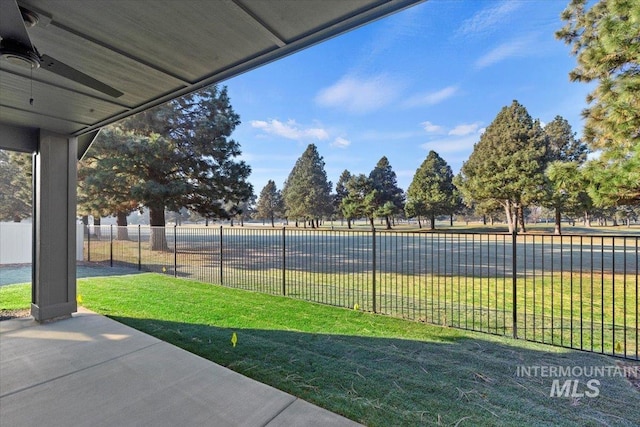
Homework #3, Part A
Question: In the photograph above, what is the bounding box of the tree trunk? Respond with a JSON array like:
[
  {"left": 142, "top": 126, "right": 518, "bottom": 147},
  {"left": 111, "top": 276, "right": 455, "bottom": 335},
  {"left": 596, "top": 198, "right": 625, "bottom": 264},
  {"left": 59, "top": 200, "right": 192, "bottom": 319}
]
[
  {"left": 417, "top": 217, "right": 422, "bottom": 229},
  {"left": 149, "top": 206, "right": 167, "bottom": 251},
  {"left": 93, "top": 216, "right": 102, "bottom": 240},
  {"left": 518, "top": 206, "right": 526, "bottom": 233},
  {"left": 503, "top": 201, "right": 514, "bottom": 234},
  {"left": 554, "top": 207, "right": 562, "bottom": 235},
  {"left": 347, "top": 218, "right": 352, "bottom": 229},
  {"left": 369, "top": 217, "right": 375, "bottom": 231},
  {"left": 482, "top": 215, "right": 487, "bottom": 225},
  {"left": 116, "top": 211, "right": 130, "bottom": 240},
  {"left": 450, "top": 214, "right": 454, "bottom": 227},
  {"left": 385, "top": 216, "right": 392, "bottom": 230},
  {"left": 584, "top": 211, "right": 591, "bottom": 227},
  {"left": 430, "top": 213, "right": 436, "bottom": 230},
  {"left": 270, "top": 215, "right": 275, "bottom": 227}
]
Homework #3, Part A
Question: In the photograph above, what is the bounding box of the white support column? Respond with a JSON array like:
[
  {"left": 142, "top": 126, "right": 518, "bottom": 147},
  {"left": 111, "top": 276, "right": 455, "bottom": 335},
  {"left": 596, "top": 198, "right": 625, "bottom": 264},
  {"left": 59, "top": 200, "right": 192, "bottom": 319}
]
[{"left": 31, "top": 130, "right": 77, "bottom": 322}]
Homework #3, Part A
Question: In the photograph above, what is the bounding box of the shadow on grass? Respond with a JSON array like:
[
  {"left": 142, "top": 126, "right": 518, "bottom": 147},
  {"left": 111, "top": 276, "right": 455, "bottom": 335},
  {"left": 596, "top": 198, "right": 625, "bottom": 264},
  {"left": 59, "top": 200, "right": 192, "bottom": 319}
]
[{"left": 109, "top": 315, "right": 640, "bottom": 427}]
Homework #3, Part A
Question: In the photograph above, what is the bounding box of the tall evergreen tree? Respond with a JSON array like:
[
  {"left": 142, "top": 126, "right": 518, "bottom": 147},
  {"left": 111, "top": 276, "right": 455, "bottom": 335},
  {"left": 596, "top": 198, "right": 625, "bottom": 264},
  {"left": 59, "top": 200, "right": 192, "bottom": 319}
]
[
  {"left": 78, "top": 128, "right": 141, "bottom": 240},
  {"left": 80, "top": 85, "right": 252, "bottom": 249},
  {"left": 255, "top": 180, "right": 283, "bottom": 227},
  {"left": 340, "top": 174, "right": 377, "bottom": 230},
  {"left": 541, "top": 116, "right": 591, "bottom": 234},
  {"left": 557, "top": 0, "right": 640, "bottom": 205},
  {"left": 545, "top": 161, "right": 593, "bottom": 232},
  {"left": 369, "top": 156, "right": 405, "bottom": 229},
  {"left": 334, "top": 170, "right": 352, "bottom": 227},
  {"left": 282, "top": 144, "right": 332, "bottom": 228},
  {"left": 544, "top": 116, "right": 589, "bottom": 164},
  {"left": 105, "top": 128, "right": 188, "bottom": 249},
  {"left": 0, "top": 150, "right": 31, "bottom": 222},
  {"left": 406, "top": 150, "right": 456, "bottom": 229},
  {"left": 583, "top": 145, "right": 640, "bottom": 206},
  {"left": 456, "top": 100, "right": 547, "bottom": 233}
]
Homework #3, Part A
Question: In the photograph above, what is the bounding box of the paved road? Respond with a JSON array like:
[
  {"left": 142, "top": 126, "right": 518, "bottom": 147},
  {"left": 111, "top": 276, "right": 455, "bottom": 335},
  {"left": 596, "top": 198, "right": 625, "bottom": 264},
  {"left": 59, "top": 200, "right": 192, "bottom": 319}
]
[{"left": 0, "top": 263, "right": 140, "bottom": 286}]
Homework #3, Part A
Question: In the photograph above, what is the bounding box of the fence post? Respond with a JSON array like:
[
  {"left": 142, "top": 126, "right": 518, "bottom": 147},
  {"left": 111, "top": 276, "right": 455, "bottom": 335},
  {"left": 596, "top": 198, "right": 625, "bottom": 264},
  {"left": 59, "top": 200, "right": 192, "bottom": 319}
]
[
  {"left": 372, "top": 228, "right": 377, "bottom": 313},
  {"left": 282, "top": 227, "right": 286, "bottom": 296},
  {"left": 174, "top": 224, "right": 177, "bottom": 278},
  {"left": 109, "top": 224, "right": 113, "bottom": 267},
  {"left": 512, "top": 230, "right": 517, "bottom": 339},
  {"left": 219, "top": 226, "right": 223, "bottom": 285},
  {"left": 137, "top": 224, "right": 141, "bottom": 271},
  {"left": 87, "top": 224, "right": 91, "bottom": 262}
]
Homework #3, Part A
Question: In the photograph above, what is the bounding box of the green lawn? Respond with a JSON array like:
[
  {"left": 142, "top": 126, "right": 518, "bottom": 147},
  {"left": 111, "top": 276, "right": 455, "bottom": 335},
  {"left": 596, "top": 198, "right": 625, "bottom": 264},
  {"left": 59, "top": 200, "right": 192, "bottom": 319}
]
[
  {"left": 84, "top": 227, "right": 639, "bottom": 358},
  {"left": 2, "top": 273, "right": 639, "bottom": 426}
]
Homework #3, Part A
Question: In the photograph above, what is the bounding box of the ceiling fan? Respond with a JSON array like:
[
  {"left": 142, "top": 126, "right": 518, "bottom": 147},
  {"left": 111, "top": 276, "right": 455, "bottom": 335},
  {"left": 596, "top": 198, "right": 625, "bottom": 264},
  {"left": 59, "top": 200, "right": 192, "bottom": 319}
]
[{"left": 0, "top": 0, "right": 123, "bottom": 98}]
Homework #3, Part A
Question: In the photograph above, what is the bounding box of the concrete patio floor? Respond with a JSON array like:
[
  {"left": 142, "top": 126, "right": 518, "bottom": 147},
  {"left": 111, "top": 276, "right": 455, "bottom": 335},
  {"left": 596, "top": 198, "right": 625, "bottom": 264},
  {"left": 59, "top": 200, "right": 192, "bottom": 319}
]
[{"left": 0, "top": 308, "right": 361, "bottom": 426}]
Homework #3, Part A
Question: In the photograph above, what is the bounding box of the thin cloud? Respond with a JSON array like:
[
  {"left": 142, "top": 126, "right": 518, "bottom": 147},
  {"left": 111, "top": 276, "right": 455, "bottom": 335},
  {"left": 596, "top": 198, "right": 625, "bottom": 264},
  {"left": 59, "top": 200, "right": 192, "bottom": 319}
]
[
  {"left": 475, "top": 38, "right": 531, "bottom": 69},
  {"left": 421, "top": 121, "right": 444, "bottom": 134},
  {"left": 448, "top": 122, "right": 481, "bottom": 136},
  {"left": 458, "top": 1, "right": 521, "bottom": 37},
  {"left": 331, "top": 137, "right": 351, "bottom": 149},
  {"left": 315, "top": 74, "right": 403, "bottom": 114},
  {"left": 404, "top": 86, "right": 458, "bottom": 108},
  {"left": 251, "top": 119, "right": 329, "bottom": 141},
  {"left": 421, "top": 135, "right": 480, "bottom": 154},
  {"left": 421, "top": 122, "right": 485, "bottom": 154}
]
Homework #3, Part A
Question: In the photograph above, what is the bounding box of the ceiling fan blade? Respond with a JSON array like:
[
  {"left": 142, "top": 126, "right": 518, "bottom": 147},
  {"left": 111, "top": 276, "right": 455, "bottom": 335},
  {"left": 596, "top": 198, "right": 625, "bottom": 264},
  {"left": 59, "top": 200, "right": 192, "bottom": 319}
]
[
  {"left": 0, "top": 0, "right": 34, "bottom": 49},
  {"left": 41, "top": 54, "right": 124, "bottom": 98}
]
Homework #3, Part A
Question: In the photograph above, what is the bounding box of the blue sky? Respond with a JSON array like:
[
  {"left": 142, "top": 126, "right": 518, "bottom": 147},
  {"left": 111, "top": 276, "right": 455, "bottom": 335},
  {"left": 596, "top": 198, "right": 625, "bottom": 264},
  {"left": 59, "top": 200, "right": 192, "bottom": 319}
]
[{"left": 225, "top": 0, "right": 593, "bottom": 195}]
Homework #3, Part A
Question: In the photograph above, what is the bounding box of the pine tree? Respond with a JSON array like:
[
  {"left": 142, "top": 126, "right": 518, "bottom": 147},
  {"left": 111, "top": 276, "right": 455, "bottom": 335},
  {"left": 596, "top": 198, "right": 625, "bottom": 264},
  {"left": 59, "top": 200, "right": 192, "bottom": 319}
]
[
  {"left": 406, "top": 150, "right": 456, "bottom": 230},
  {"left": 0, "top": 150, "right": 31, "bottom": 222},
  {"left": 340, "top": 174, "right": 376, "bottom": 229},
  {"left": 544, "top": 116, "right": 589, "bottom": 164},
  {"left": 78, "top": 128, "right": 141, "bottom": 240},
  {"left": 456, "top": 100, "right": 547, "bottom": 233},
  {"left": 541, "top": 116, "right": 591, "bottom": 234},
  {"left": 369, "top": 156, "right": 405, "bottom": 229},
  {"left": 334, "top": 170, "right": 352, "bottom": 227},
  {"left": 80, "top": 85, "right": 253, "bottom": 250},
  {"left": 557, "top": 0, "right": 639, "bottom": 205},
  {"left": 255, "top": 180, "right": 283, "bottom": 227},
  {"left": 545, "top": 161, "right": 593, "bottom": 233},
  {"left": 282, "top": 144, "right": 332, "bottom": 228}
]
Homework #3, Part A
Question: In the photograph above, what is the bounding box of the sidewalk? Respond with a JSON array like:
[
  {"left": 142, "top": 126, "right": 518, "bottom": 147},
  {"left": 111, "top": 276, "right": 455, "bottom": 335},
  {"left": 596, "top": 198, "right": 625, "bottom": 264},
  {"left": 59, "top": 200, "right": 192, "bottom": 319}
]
[{"left": 0, "top": 308, "right": 362, "bottom": 426}]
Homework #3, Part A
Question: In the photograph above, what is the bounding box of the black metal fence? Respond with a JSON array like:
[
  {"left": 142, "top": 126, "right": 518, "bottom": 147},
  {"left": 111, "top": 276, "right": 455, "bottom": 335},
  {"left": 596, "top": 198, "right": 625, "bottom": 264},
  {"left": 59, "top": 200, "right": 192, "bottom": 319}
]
[{"left": 83, "top": 225, "right": 639, "bottom": 360}]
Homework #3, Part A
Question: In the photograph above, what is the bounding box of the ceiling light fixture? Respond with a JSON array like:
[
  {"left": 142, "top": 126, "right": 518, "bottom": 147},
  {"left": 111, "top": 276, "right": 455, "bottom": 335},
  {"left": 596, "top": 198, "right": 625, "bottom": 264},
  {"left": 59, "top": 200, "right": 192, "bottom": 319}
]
[{"left": 0, "top": 39, "right": 41, "bottom": 68}]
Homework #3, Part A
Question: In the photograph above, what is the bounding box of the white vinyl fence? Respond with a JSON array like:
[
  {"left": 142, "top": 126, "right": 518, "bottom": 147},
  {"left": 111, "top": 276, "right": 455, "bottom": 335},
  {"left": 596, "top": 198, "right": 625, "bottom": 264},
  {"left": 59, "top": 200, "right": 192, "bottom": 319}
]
[{"left": 0, "top": 222, "right": 83, "bottom": 264}]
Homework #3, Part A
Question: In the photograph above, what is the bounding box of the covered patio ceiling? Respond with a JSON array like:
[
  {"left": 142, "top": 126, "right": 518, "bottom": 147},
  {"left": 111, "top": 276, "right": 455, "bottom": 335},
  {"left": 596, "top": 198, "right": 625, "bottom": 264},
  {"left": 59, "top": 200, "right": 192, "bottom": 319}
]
[{"left": 1, "top": 0, "right": 424, "bottom": 156}]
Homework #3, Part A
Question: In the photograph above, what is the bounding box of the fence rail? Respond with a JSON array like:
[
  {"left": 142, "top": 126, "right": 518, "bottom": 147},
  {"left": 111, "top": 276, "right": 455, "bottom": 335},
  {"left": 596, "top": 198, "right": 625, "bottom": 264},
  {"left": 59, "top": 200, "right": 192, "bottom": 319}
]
[{"left": 83, "top": 225, "right": 639, "bottom": 360}]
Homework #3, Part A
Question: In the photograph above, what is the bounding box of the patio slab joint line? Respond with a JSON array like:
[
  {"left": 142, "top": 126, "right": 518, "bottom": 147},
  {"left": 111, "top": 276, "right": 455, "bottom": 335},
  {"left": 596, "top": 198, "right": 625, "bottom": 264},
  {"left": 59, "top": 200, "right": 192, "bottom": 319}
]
[
  {"left": 0, "top": 341, "right": 161, "bottom": 399},
  {"left": 261, "top": 397, "right": 298, "bottom": 427}
]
